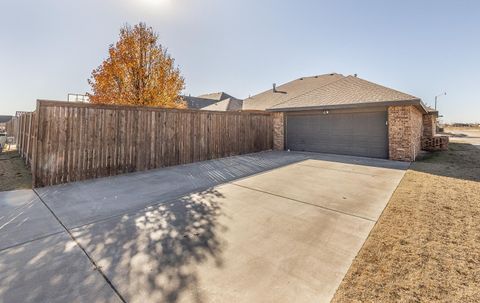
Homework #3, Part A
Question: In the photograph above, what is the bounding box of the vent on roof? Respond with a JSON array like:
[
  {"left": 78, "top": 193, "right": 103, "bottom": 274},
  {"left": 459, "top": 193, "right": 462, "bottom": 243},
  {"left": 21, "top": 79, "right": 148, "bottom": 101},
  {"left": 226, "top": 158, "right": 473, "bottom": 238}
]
[
  {"left": 354, "top": 73, "right": 358, "bottom": 77},
  {"left": 300, "top": 77, "right": 304, "bottom": 80},
  {"left": 330, "top": 73, "right": 335, "bottom": 76},
  {"left": 272, "top": 83, "right": 276, "bottom": 93},
  {"left": 314, "top": 75, "right": 318, "bottom": 78}
]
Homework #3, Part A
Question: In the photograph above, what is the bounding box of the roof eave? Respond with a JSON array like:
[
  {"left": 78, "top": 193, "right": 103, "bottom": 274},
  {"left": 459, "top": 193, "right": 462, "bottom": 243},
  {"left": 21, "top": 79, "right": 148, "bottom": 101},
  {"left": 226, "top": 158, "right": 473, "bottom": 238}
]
[{"left": 267, "top": 99, "right": 428, "bottom": 113}]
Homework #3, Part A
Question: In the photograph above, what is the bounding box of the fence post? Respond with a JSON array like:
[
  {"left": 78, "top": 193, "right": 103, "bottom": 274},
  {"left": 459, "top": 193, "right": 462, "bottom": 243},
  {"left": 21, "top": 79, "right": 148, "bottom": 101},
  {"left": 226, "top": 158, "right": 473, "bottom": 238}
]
[
  {"left": 26, "top": 100, "right": 276, "bottom": 187},
  {"left": 19, "top": 115, "right": 23, "bottom": 157},
  {"left": 26, "top": 114, "right": 32, "bottom": 164},
  {"left": 31, "top": 102, "right": 40, "bottom": 187}
]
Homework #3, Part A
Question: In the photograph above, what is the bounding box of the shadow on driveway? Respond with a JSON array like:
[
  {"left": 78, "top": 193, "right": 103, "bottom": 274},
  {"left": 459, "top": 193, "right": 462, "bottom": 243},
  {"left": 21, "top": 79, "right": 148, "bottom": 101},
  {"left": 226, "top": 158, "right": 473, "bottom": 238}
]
[
  {"left": 35, "top": 151, "right": 310, "bottom": 229},
  {"left": 1, "top": 150, "right": 414, "bottom": 303},
  {"left": 73, "top": 188, "right": 227, "bottom": 303},
  {"left": 0, "top": 232, "right": 121, "bottom": 303}
]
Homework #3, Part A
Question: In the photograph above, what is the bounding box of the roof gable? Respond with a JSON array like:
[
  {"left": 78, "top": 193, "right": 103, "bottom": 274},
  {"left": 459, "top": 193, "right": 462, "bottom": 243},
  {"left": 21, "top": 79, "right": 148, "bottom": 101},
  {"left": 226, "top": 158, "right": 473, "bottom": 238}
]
[
  {"left": 197, "top": 92, "right": 233, "bottom": 101},
  {"left": 201, "top": 98, "right": 243, "bottom": 111},
  {"left": 182, "top": 91, "right": 238, "bottom": 109},
  {"left": 181, "top": 96, "right": 219, "bottom": 109}
]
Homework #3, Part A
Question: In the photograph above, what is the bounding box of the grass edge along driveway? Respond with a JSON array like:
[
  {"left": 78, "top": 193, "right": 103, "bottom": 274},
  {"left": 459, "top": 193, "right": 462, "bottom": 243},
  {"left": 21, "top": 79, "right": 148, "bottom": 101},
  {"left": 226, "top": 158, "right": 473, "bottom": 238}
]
[{"left": 332, "top": 143, "right": 480, "bottom": 303}]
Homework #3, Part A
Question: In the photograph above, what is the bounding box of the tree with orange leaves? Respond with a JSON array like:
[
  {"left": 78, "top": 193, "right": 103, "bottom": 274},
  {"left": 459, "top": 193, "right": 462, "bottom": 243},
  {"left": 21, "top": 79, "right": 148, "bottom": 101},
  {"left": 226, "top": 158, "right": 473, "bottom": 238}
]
[{"left": 88, "top": 23, "right": 185, "bottom": 108}]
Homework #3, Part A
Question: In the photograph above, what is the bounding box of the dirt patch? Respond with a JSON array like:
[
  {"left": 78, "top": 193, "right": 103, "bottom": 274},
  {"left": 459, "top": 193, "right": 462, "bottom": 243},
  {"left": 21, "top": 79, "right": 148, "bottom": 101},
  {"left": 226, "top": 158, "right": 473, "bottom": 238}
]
[
  {"left": 0, "top": 151, "right": 32, "bottom": 191},
  {"left": 332, "top": 143, "right": 480, "bottom": 303}
]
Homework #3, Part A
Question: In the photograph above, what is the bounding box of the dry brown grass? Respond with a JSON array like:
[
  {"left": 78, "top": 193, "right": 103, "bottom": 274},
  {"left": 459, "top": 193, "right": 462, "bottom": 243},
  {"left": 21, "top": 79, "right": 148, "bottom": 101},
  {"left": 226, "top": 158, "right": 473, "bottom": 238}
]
[
  {"left": 0, "top": 151, "right": 32, "bottom": 191},
  {"left": 445, "top": 126, "right": 480, "bottom": 131},
  {"left": 332, "top": 143, "right": 480, "bottom": 303}
]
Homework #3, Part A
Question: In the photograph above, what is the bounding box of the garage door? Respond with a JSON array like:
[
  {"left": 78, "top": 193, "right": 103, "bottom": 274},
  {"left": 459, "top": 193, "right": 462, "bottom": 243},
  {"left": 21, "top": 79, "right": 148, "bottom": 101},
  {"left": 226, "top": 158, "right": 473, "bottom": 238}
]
[{"left": 286, "top": 111, "right": 388, "bottom": 158}]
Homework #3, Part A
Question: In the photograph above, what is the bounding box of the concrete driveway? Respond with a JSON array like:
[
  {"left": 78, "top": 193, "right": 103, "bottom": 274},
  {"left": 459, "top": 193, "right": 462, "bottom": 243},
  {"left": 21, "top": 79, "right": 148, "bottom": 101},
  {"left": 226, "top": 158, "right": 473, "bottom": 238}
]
[{"left": 0, "top": 151, "right": 408, "bottom": 303}]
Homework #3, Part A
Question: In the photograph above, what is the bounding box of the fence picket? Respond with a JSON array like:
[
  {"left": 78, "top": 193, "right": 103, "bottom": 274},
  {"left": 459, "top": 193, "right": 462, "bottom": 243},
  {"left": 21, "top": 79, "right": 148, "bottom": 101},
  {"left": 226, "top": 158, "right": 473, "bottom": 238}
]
[{"left": 14, "top": 100, "right": 274, "bottom": 187}]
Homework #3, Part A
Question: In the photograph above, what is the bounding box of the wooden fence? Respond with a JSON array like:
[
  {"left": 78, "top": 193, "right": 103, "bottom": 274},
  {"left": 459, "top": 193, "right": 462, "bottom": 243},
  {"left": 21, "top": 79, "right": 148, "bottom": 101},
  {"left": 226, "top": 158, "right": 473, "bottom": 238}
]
[
  {"left": 5, "top": 116, "right": 19, "bottom": 140},
  {"left": 8, "top": 113, "right": 37, "bottom": 164},
  {"left": 5, "top": 117, "right": 18, "bottom": 137},
  {"left": 21, "top": 100, "right": 274, "bottom": 187}
]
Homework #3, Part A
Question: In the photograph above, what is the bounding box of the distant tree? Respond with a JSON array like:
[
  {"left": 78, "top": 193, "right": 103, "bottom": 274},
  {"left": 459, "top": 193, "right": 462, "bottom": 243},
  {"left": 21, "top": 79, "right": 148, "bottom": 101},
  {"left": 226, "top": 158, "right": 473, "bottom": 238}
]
[{"left": 88, "top": 23, "right": 185, "bottom": 108}]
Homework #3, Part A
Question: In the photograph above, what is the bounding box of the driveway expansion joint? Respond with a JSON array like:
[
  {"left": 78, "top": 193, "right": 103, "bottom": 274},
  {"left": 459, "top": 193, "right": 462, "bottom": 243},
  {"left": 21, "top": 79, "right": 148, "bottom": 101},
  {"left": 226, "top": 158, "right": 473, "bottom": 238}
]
[
  {"left": 295, "top": 163, "right": 381, "bottom": 177},
  {"left": 0, "top": 230, "right": 65, "bottom": 253},
  {"left": 231, "top": 183, "right": 377, "bottom": 222},
  {"left": 32, "top": 188, "right": 127, "bottom": 303}
]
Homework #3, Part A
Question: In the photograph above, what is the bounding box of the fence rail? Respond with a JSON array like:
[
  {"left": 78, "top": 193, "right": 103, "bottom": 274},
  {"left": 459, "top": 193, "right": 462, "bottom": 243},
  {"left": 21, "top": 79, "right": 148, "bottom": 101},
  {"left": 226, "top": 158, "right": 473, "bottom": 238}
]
[{"left": 19, "top": 100, "right": 274, "bottom": 187}]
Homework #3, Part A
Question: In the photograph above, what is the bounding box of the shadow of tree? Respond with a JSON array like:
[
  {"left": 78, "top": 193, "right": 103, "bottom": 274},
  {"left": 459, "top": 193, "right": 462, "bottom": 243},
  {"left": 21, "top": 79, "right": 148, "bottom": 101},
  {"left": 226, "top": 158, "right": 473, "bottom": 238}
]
[
  {"left": 2, "top": 149, "right": 420, "bottom": 302},
  {"left": 0, "top": 232, "right": 121, "bottom": 303},
  {"left": 412, "top": 143, "right": 480, "bottom": 182},
  {"left": 73, "top": 187, "right": 228, "bottom": 303}
]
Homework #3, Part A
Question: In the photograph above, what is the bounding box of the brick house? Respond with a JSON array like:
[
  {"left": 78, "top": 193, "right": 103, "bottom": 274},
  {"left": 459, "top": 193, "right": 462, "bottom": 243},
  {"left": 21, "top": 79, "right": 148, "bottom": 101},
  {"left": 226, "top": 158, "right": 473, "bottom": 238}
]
[{"left": 220, "top": 73, "right": 440, "bottom": 161}]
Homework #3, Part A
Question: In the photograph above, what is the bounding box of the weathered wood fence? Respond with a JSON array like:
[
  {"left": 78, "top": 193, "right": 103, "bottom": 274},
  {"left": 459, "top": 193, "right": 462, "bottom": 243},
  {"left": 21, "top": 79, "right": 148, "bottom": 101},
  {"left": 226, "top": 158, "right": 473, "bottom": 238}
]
[
  {"left": 8, "top": 113, "right": 37, "bottom": 164},
  {"left": 5, "top": 117, "right": 18, "bottom": 137},
  {"left": 19, "top": 100, "right": 274, "bottom": 187}
]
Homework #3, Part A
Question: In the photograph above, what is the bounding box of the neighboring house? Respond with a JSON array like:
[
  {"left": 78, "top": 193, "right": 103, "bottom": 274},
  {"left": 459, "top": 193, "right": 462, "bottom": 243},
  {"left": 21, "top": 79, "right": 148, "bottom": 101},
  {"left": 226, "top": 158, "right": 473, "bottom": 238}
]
[
  {"left": 212, "top": 73, "right": 438, "bottom": 161},
  {"left": 0, "top": 115, "right": 13, "bottom": 132},
  {"left": 197, "top": 92, "right": 235, "bottom": 101},
  {"left": 201, "top": 98, "right": 243, "bottom": 111},
  {"left": 181, "top": 92, "right": 237, "bottom": 109}
]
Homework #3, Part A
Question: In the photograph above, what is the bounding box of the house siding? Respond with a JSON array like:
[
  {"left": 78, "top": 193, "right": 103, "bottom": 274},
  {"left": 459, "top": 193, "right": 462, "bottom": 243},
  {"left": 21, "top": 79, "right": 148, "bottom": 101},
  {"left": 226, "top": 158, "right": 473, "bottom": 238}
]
[{"left": 388, "top": 105, "right": 423, "bottom": 161}]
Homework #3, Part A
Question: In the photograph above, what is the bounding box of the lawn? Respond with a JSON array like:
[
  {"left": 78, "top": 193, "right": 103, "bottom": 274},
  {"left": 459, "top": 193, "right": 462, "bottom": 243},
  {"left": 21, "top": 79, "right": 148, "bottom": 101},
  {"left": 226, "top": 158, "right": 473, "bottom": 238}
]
[
  {"left": 0, "top": 151, "right": 32, "bottom": 191},
  {"left": 332, "top": 142, "right": 480, "bottom": 302}
]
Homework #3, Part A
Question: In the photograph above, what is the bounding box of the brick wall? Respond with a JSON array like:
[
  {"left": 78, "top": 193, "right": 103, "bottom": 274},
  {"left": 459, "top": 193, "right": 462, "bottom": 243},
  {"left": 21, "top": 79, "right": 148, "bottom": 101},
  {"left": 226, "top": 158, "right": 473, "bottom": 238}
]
[
  {"left": 422, "top": 136, "right": 449, "bottom": 151},
  {"left": 388, "top": 105, "right": 423, "bottom": 161},
  {"left": 273, "top": 112, "right": 285, "bottom": 150},
  {"left": 422, "top": 113, "right": 436, "bottom": 137}
]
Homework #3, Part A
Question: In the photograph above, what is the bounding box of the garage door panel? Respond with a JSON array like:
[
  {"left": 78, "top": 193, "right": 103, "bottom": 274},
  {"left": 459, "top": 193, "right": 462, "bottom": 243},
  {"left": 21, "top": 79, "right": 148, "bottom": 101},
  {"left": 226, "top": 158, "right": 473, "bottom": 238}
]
[{"left": 286, "top": 111, "right": 388, "bottom": 158}]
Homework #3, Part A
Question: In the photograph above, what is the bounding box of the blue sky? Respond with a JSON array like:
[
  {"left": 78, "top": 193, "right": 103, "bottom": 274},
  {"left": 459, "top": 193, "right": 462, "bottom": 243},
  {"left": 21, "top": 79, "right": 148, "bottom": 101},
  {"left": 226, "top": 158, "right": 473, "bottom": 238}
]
[{"left": 0, "top": 0, "right": 478, "bottom": 122}]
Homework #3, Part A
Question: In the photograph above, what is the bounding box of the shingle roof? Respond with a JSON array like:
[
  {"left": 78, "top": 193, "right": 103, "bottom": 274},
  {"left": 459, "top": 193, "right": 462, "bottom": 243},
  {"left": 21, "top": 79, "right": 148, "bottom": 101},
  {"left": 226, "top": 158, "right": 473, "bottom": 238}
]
[
  {"left": 242, "top": 73, "right": 345, "bottom": 111},
  {"left": 181, "top": 92, "right": 237, "bottom": 109},
  {"left": 181, "top": 96, "right": 219, "bottom": 109},
  {"left": 201, "top": 98, "right": 243, "bottom": 111},
  {"left": 197, "top": 92, "right": 234, "bottom": 101},
  {"left": 184, "top": 74, "right": 422, "bottom": 112},
  {"left": 269, "top": 75, "right": 421, "bottom": 111}
]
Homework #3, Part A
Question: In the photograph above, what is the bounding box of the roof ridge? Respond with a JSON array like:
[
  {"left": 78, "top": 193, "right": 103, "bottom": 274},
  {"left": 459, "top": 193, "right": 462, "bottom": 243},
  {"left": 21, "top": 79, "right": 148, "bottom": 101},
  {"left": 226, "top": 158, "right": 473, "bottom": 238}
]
[
  {"left": 268, "top": 75, "right": 347, "bottom": 108},
  {"left": 244, "top": 73, "right": 343, "bottom": 101},
  {"left": 298, "top": 72, "right": 341, "bottom": 80},
  {"left": 271, "top": 75, "right": 420, "bottom": 109}
]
